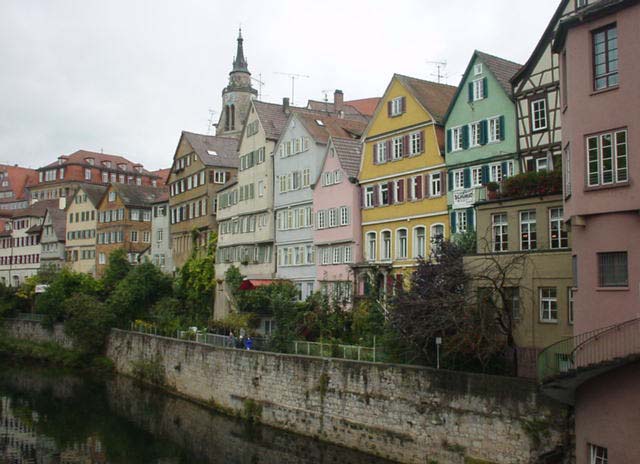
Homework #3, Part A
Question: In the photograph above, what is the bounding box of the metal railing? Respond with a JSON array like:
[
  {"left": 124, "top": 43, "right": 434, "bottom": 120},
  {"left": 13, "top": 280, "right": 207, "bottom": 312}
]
[
  {"left": 290, "top": 340, "right": 379, "bottom": 362},
  {"left": 538, "top": 317, "right": 640, "bottom": 383},
  {"left": 4, "top": 313, "right": 47, "bottom": 322}
]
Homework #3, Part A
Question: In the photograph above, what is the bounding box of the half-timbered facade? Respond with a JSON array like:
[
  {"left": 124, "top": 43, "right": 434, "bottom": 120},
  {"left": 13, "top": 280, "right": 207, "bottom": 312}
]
[{"left": 511, "top": 0, "right": 589, "bottom": 172}]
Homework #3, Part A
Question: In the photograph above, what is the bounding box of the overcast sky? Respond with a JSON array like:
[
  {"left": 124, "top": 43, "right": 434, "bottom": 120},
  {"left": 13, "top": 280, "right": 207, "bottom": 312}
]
[{"left": 0, "top": 0, "right": 559, "bottom": 171}]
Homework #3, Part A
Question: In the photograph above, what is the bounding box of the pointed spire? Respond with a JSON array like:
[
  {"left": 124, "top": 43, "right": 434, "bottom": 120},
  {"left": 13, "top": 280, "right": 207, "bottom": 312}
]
[{"left": 232, "top": 27, "right": 249, "bottom": 74}]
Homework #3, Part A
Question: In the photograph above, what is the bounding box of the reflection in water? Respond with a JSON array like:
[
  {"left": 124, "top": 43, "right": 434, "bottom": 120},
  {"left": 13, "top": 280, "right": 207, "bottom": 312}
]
[{"left": 0, "top": 363, "right": 397, "bottom": 464}]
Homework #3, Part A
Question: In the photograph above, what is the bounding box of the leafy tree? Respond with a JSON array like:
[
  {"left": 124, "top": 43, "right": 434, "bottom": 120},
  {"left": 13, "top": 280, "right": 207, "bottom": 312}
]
[
  {"left": 175, "top": 234, "right": 217, "bottom": 325},
  {"left": 0, "top": 282, "right": 21, "bottom": 319},
  {"left": 150, "top": 297, "right": 184, "bottom": 336},
  {"left": 101, "top": 249, "right": 132, "bottom": 296},
  {"left": 64, "top": 294, "right": 115, "bottom": 355},
  {"left": 35, "top": 269, "right": 102, "bottom": 326},
  {"left": 107, "top": 262, "right": 173, "bottom": 324}
]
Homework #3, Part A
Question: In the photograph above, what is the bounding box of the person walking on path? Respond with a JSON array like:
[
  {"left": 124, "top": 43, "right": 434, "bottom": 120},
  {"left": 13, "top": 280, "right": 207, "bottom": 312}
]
[
  {"left": 228, "top": 331, "right": 236, "bottom": 348},
  {"left": 245, "top": 336, "right": 253, "bottom": 350}
]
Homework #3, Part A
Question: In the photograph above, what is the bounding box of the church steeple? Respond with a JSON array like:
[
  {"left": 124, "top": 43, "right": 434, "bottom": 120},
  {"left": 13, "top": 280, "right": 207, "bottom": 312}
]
[
  {"left": 232, "top": 28, "right": 249, "bottom": 74},
  {"left": 217, "top": 28, "right": 257, "bottom": 138}
]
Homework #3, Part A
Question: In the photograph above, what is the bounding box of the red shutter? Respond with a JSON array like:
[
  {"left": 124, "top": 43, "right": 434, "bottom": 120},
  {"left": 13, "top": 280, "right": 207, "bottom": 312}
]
[
  {"left": 373, "top": 143, "right": 378, "bottom": 164},
  {"left": 401, "top": 96, "right": 406, "bottom": 113},
  {"left": 416, "top": 176, "right": 423, "bottom": 199},
  {"left": 425, "top": 174, "right": 430, "bottom": 197},
  {"left": 373, "top": 185, "right": 379, "bottom": 206},
  {"left": 386, "top": 140, "right": 392, "bottom": 157},
  {"left": 441, "top": 170, "right": 447, "bottom": 193},
  {"left": 387, "top": 101, "right": 392, "bottom": 117},
  {"left": 420, "top": 130, "right": 425, "bottom": 153},
  {"left": 406, "top": 177, "right": 412, "bottom": 201},
  {"left": 398, "top": 179, "right": 405, "bottom": 202},
  {"left": 403, "top": 135, "right": 410, "bottom": 156},
  {"left": 388, "top": 181, "right": 394, "bottom": 204}
]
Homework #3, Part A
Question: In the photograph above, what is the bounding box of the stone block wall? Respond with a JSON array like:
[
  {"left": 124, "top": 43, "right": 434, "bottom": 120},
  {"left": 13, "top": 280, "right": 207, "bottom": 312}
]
[
  {"left": 2, "top": 319, "right": 73, "bottom": 349},
  {"left": 107, "top": 329, "right": 571, "bottom": 464}
]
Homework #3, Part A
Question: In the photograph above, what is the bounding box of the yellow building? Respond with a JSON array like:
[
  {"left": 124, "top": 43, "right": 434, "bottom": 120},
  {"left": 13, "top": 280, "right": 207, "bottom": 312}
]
[
  {"left": 355, "top": 74, "right": 456, "bottom": 293},
  {"left": 64, "top": 184, "right": 106, "bottom": 276}
]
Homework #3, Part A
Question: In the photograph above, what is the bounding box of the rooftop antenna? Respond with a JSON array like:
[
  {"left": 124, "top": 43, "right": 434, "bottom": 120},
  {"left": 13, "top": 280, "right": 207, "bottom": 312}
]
[
  {"left": 207, "top": 109, "right": 218, "bottom": 135},
  {"left": 321, "top": 89, "right": 333, "bottom": 113},
  {"left": 275, "top": 71, "right": 310, "bottom": 105},
  {"left": 251, "top": 73, "right": 265, "bottom": 100},
  {"left": 426, "top": 60, "right": 448, "bottom": 84}
]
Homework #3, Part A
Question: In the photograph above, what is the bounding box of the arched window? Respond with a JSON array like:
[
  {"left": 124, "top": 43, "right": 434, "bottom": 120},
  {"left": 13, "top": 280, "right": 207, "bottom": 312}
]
[
  {"left": 366, "top": 232, "right": 377, "bottom": 261},
  {"left": 230, "top": 104, "right": 236, "bottom": 130},
  {"left": 224, "top": 106, "right": 230, "bottom": 131},
  {"left": 430, "top": 223, "right": 445, "bottom": 255},
  {"left": 396, "top": 228, "right": 408, "bottom": 259},
  {"left": 413, "top": 226, "right": 426, "bottom": 258},
  {"left": 381, "top": 230, "right": 391, "bottom": 260}
]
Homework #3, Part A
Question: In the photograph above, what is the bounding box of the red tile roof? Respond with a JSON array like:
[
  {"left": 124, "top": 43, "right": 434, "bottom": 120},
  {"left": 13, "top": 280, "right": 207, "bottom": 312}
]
[
  {"left": 151, "top": 168, "right": 171, "bottom": 186},
  {"left": 395, "top": 74, "right": 457, "bottom": 124},
  {"left": 40, "top": 149, "right": 155, "bottom": 176},
  {"left": 345, "top": 98, "right": 380, "bottom": 117},
  {"left": 295, "top": 113, "right": 367, "bottom": 145},
  {"left": 0, "top": 165, "right": 38, "bottom": 203}
]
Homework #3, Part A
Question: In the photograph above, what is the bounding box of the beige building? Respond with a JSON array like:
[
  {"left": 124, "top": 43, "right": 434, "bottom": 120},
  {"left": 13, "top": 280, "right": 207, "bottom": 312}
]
[
  {"left": 464, "top": 193, "right": 573, "bottom": 378},
  {"left": 168, "top": 131, "right": 239, "bottom": 270},
  {"left": 65, "top": 184, "right": 106, "bottom": 276}
]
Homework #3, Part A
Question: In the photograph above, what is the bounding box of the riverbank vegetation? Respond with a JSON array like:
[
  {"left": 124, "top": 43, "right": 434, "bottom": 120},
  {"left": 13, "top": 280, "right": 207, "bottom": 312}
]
[{"left": 0, "top": 233, "right": 516, "bottom": 375}]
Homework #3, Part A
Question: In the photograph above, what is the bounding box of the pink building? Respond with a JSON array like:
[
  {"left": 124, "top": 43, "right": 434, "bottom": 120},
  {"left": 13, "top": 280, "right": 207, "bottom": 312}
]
[
  {"left": 541, "top": 2, "right": 640, "bottom": 463},
  {"left": 312, "top": 137, "right": 362, "bottom": 305}
]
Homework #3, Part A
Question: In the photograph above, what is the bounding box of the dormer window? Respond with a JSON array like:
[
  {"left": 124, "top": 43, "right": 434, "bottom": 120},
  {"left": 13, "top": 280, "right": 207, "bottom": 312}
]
[
  {"left": 134, "top": 166, "right": 142, "bottom": 173},
  {"left": 118, "top": 163, "right": 127, "bottom": 171},
  {"left": 85, "top": 158, "right": 95, "bottom": 165},
  {"left": 103, "top": 161, "right": 112, "bottom": 168}
]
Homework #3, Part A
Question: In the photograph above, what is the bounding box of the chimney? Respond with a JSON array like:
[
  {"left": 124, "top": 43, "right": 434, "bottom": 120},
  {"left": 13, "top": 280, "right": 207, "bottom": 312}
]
[
  {"left": 283, "top": 97, "right": 290, "bottom": 114},
  {"left": 334, "top": 89, "right": 344, "bottom": 113}
]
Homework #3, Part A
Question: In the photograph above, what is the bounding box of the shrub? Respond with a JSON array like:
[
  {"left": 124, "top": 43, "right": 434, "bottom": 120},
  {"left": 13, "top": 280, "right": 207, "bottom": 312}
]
[{"left": 63, "top": 294, "right": 115, "bottom": 355}]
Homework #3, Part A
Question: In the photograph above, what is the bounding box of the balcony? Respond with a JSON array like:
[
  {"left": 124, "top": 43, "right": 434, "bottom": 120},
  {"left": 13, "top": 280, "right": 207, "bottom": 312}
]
[
  {"left": 538, "top": 317, "right": 640, "bottom": 404},
  {"left": 486, "top": 169, "right": 562, "bottom": 201}
]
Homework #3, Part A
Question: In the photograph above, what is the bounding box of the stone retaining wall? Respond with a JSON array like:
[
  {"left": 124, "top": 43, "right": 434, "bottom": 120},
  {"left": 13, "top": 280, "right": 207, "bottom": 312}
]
[
  {"left": 106, "top": 329, "right": 571, "bottom": 464},
  {"left": 2, "top": 319, "right": 73, "bottom": 349}
]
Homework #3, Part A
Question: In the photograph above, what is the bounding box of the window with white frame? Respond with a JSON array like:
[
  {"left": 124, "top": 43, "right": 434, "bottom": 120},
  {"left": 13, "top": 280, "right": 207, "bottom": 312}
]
[
  {"left": 471, "top": 166, "right": 483, "bottom": 187},
  {"left": 410, "top": 132, "right": 422, "bottom": 155},
  {"left": 84, "top": 168, "right": 91, "bottom": 180},
  {"left": 214, "top": 171, "right": 226, "bottom": 184},
  {"left": 472, "top": 79, "right": 484, "bottom": 101},
  {"left": 520, "top": 210, "right": 537, "bottom": 250},
  {"left": 322, "top": 247, "right": 331, "bottom": 265},
  {"left": 339, "top": 206, "right": 349, "bottom": 226},
  {"left": 328, "top": 208, "right": 337, "bottom": 227},
  {"left": 366, "top": 232, "right": 377, "bottom": 261},
  {"left": 344, "top": 246, "right": 352, "bottom": 263},
  {"left": 453, "top": 170, "right": 465, "bottom": 190},
  {"left": 131, "top": 230, "right": 138, "bottom": 242},
  {"left": 413, "top": 226, "right": 426, "bottom": 258},
  {"left": 589, "top": 444, "right": 607, "bottom": 464},
  {"left": 108, "top": 191, "right": 116, "bottom": 202},
  {"left": 430, "top": 224, "right": 444, "bottom": 252},
  {"left": 390, "top": 97, "right": 403, "bottom": 116},
  {"left": 492, "top": 213, "right": 508, "bottom": 252},
  {"left": 99, "top": 252, "right": 106, "bottom": 265},
  {"left": 393, "top": 137, "right": 403, "bottom": 159},
  {"left": 455, "top": 210, "right": 468, "bottom": 233},
  {"left": 317, "top": 210, "right": 326, "bottom": 229},
  {"left": 470, "top": 122, "right": 481, "bottom": 147},
  {"left": 531, "top": 99, "right": 548, "bottom": 131},
  {"left": 381, "top": 231, "right": 391, "bottom": 260},
  {"left": 536, "top": 157, "right": 549, "bottom": 172},
  {"left": 539, "top": 287, "right": 558, "bottom": 322},
  {"left": 549, "top": 208, "right": 568, "bottom": 249},
  {"left": 430, "top": 172, "right": 441, "bottom": 196},
  {"left": 333, "top": 247, "right": 342, "bottom": 264},
  {"left": 474, "top": 63, "right": 483, "bottom": 75},
  {"left": 323, "top": 172, "right": 332, "bottom": 186},
  {"left": 488, "top": 117, "right": 501, "bottom": 142},
  {"left": 409, "top": 176, "right": 419, "bottom": 200},
  {"left": 376, "top": 141, "right": 387, "bottom": 164},
  {"left": 587, "top": 130, "right": 627, "bottom": 187},
  {"left": 452, "top": 126, "right": 463, "bottom": 151},
  {"left": 303, "top": 169, "right": 311, "bottom": 187},
  {"left": 489, "top": 163, "right": 504, "bottom": 182},
  {"left": 396, "top": 229, "right": 408, "bottom": 259},
  {"left": 379, "top": 183, "right": 389, "bottom": 205},
  {"left": 364, "top": 186, "right": 375, "bottom": 208}
]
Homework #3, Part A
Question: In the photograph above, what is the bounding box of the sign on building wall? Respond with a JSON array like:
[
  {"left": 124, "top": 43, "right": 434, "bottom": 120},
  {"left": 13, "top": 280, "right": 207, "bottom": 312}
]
[{"left": 452, "top": 188, "right": 475, "bottom": 209}]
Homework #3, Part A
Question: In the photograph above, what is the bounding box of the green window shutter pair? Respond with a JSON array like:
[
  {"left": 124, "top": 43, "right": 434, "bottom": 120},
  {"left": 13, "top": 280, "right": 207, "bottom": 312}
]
[
  {"left": 462, "top": 126, "right": 469, "bottom": 150},
  {"left": 480, "top": 120, "right": 488, "bottom": 145},
  {"left": 446, "top": 129, "right": 452, "bottom": 153}
]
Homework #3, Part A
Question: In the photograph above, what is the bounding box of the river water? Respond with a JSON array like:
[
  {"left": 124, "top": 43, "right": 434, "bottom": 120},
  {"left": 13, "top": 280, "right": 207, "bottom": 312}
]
[{"left": 0, "top": 362, "right": 397, "bottom": 464}]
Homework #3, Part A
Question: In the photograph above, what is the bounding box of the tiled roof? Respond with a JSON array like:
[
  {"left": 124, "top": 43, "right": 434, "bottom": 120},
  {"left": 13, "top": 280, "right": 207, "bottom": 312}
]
[
  {"left": 12, "top": 199, "right": 61, "bottom": 219},
  {"left": 331, "top": 137, "right": 363, "bottom": 179},
  {"left": 40, "top": 150, "right": 154, "bottom": 176},
  {"left": 69, "top": 183, "right": 108, "bottom": 209},
  {"left": 475, "top": 51, "right": 522, "bottom": 96},
  {"left": 109, "top": 184, "right": 167, "bottom": 208},
  {"left": 305, "top": 100, "right": 371, "bottom": 123},
  {"left": 296, "top": 113, "right": 366, "bottom": 146},
  {"left": 344, "top": 98, "right": 381, "bottom": 117},
  {"left": 45, "top": 207, "right": 67, "bottom": 241},
  {"left": 151, "top": 168, "right": 171, "bottom": 186},
  {"left": 0, "top": 165, "right": 38, "bottom": 203},
  {"left": 150, "top": 189, "right": 169, "bottom": 204},
  {"left": 395, "top": 75, "right": 457, "bottom": 124},
  {"left": 181, "top": 131, "right": 239, "bottom": 169},
  {"left": 253, "top": 99, "right": 371, "bottom": 142}
]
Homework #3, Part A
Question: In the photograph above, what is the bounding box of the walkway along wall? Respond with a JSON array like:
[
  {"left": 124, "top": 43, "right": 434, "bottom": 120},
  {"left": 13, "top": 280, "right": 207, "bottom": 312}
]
[{"left": 2, "top": 320, "right": 572, "bottom": 464}]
